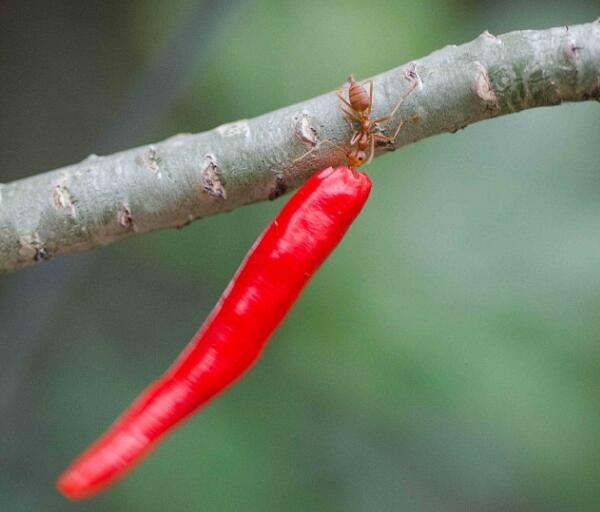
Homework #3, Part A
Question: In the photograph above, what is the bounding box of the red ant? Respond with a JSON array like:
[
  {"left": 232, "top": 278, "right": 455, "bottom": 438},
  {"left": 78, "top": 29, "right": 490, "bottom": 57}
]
[{"left": 295, "top": 74, "right": 419, "bottom": 169}]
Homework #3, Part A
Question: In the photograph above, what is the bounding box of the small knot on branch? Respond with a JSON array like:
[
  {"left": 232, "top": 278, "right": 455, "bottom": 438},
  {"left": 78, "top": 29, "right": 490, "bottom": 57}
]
[
  {"left": 564, "top": 40, "right": 584, "bottom": 60},
  {"left": 216, "top": 120, "right": 250, "bottom": 138},
  {"left": 404, "top": 63, "right": 422, "bottom": 89},
  {"left": 479, "top": 30, "right": 501, "bottom": 43},
  {"left": 135, "top": 146, "right": 162, "bottom": 178},
  {"left": 117, "top": 205, "right": 135, "bottom": 231},
  {"left": 51, "top": 184, "right": 76, "bottom": 217},
  {"left": 200, "top": 154, "right": 227, "bottom": 200},
  {"left": 473, "top": 62, "right": 498, "bottom": 108},
  {"left": 269, "top": 174, "right": 287, "bottom": 200},
  {"left": 294, "top": 111, "right": 318, "bottom": 146},
  {"left": 19, "top": 234, "right": 50, "bottom": 262}
]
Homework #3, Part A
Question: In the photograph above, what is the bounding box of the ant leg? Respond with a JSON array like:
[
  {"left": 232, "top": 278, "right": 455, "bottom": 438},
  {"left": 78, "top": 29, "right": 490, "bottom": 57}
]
[
  {"left": 338, "top": 107, "right": 362, "bottom": 142},
  {"left": 372, "top": 132, "right": 394, "bottom": 144},
  {"left": 350, "top": 131, "right": 361, "bottom": 146},
  {"left": 338, "top": 104, "right": 361, "bottom": 123},
  {"left": 364, "top": 80, "right": 374, "bottom": 115},
  {"left": 370, "top": 115, "right": 419, "bottom": 152},
  {"left": 369, "top": 81, "right": 419, "bottom": 132},
  {"left": 386, "top": 80, "right": 418, "bottom": 121},
  {"left": 340, "top": 111, "right": 355, "bottom": 134},
  {"left": 371, "top": 114, "right": 419, "bottom": 152},
  {"left": 339, "top": 111, "right": 360, "bottom": 146},
  {"left": 371, "top": 132, "right": 396, "bottom": 152},
  {"left": 371, "top": 114, "right": 391, "bottom": 124},
  {"left": 366, "top": 135, "right": 376, "bottom": 165},
  {"left": 391, "top": 114, "right": 420, "bottom": 141},
  {"left": 293, "top": 139, "right": 347, "bottom": 164},
  {"left": 336, "top": 91, "right": 356, "bottom": 113},
  {"left": 370, "top": 81, "right": 418, "bottom": 132}
]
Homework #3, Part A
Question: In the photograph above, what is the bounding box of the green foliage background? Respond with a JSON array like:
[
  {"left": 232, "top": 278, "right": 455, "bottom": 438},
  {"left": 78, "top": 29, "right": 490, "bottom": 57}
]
[{"left": 1, "top": 1, "right": 599, "bottom": 510}]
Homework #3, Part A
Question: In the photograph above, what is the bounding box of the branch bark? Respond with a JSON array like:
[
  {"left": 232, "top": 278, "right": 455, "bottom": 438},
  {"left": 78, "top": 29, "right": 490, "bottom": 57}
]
[{"left": 1, "top": 21, "right": 599, "bottom": 274}]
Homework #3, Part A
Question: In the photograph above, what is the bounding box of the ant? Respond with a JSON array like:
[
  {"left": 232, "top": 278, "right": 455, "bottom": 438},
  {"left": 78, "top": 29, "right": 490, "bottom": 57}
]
[
  {"left": 295, "top": 74, "right": 419, "bottom": 169},
  {"left": 337, "top": 75, "right": 418, "bottom": 167}
]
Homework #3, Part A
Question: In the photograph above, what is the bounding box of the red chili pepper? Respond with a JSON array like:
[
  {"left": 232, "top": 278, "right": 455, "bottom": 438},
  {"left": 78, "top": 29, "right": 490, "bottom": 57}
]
[{"left": 57, "top": 166, "right": 371, "bottom": 500}]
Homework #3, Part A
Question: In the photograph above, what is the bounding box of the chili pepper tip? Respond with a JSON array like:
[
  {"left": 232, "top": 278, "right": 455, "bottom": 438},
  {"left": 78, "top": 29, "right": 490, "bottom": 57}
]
[{"left": 57, "top": 469, "right": 91, "bottom": 500}]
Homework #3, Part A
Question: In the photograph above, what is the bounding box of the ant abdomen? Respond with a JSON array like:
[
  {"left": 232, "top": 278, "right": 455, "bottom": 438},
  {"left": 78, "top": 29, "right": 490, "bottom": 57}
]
[{"left": 348, "top": 78, "right": 371, "bottom": 113}]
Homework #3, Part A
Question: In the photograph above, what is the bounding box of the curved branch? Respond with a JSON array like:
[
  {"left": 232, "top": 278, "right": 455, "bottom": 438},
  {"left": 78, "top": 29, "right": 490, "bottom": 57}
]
[{"left": 1, "top": 21, "right": 599, "bottom": 274}]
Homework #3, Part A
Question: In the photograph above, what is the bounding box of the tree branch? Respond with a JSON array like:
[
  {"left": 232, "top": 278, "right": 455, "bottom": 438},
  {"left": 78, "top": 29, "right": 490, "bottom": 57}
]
[{"left": 1, "top": 21, "right": 599, "bottom": 274}]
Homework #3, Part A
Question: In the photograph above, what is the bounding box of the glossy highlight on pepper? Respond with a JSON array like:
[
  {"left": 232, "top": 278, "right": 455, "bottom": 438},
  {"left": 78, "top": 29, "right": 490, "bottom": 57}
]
[{"left": 57, "top": 166, "right": 371, "bottom": 500}]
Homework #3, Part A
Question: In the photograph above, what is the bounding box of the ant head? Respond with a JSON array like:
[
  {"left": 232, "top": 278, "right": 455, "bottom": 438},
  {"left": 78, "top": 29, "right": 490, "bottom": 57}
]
[{"left": 348, "top": 149, "right": 367, "bottom": 169}]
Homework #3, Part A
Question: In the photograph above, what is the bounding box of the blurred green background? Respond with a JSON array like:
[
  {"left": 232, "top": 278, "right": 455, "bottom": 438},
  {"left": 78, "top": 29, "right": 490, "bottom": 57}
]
[{"left": 1, "top": 1, "right": 599, "bottom": 510}]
